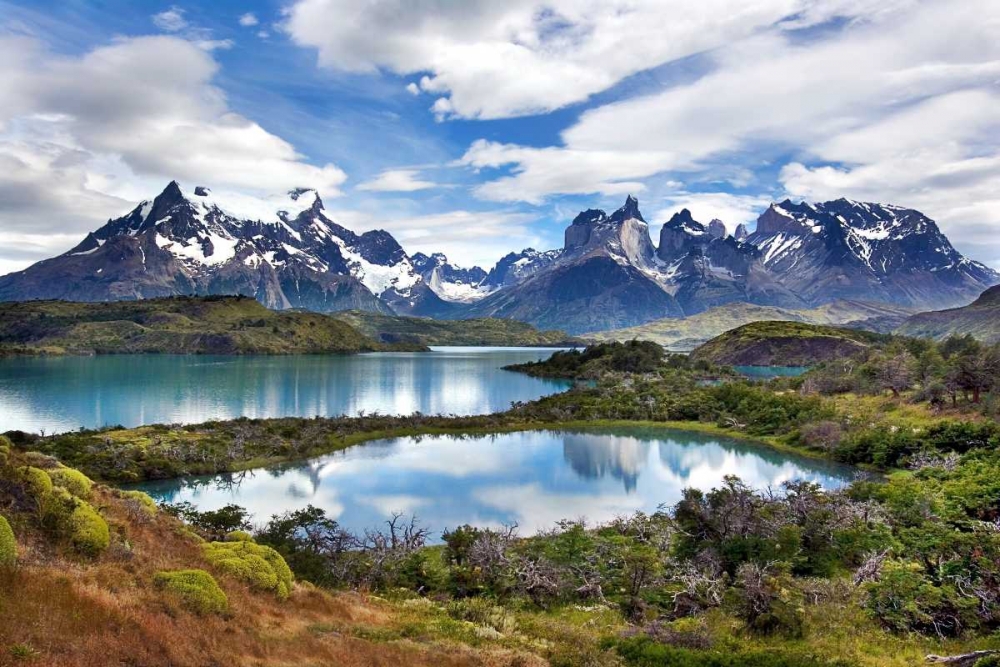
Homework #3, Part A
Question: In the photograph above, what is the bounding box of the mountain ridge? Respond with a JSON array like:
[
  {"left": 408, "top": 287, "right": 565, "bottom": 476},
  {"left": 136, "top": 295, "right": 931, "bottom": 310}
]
[{"left": 1, "top": 183, "right": 996, "bottom": 334}]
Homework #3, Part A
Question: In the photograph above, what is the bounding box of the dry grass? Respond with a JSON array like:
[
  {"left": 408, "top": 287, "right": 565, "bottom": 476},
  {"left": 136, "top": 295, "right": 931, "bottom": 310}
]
[{"left": 0, "top": 485, "right": 531, "bottom": 667}]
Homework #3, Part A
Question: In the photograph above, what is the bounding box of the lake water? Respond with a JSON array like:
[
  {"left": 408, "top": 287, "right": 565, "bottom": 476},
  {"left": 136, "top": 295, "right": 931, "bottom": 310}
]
[
  {"left": 137, "top": 426, "right": 855, "bottom": 538},
  {"left": 733, "top": 366, "right": 810, "bottom": 379},
  {"left": 0, "top": 348, "right": 570, "bottom": 434}
]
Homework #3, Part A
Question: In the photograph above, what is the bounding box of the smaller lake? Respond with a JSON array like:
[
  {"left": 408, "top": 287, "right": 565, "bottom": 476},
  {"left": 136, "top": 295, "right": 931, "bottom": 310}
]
[
  {"left": 734, "top": 366, "right": 809, "bottom": 379},
  {"left": 0, "top": 347, "right": 570, "bottom": 434},
  {"left": 137, "top": 427, "right": 855, "bottom": 538}
]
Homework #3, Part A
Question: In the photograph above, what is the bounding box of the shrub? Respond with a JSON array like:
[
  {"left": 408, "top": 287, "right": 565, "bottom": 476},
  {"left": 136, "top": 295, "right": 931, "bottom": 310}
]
[
  {"left": 0, "top": 434, "right": 12, "bottom": 452},
  {"left": 17, "top": 466, "right": 53, "bottom": 498},
  {"left": 47, "top": 468, "right": 93, "bottom": 499},
  {"left": 69, "top": 500, "right": 110, "bottom": 557},
  {"left": 120, "top": 490, "right": 158, "bottom": 516},
  {"left": 225, "top": 530, "right": 253, "bottom": 542},
  {"left": 154, "top": 569, "right": 229, "bottom": 615},
  {"left": 203, "top": 541, "right": 293, "bottom": 599},
  {"left": 0, "top": 514, "right": 16, "bottom": 567}
]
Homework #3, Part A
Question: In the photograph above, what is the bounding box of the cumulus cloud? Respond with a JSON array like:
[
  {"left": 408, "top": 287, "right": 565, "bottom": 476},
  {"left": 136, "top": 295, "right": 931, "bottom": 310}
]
[
  {"left": 0, "top": 34, "right": 347, "bottom": 273},
  {"left": 356, "top": 169, "right": 438, "bottom": 192},
  {"left": 283, "top": 0, "right": 863, "bottom": 120},
  {"left": 238, "top": 12, "right": 259, "bottom": 27}
]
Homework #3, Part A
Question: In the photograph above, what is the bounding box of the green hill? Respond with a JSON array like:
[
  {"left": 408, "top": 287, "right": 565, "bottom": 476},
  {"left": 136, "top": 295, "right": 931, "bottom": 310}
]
[
  {"left": 0, "top": 296, "right": 408, "bottom": 355},
  {"left": 594, "top": 300, "right": 913, "bottom": 350},
  {"left": 332, "top": 310, "right": 580, "bottom": 347},
  {"left": 690, "top": 320, "right": 884, "bottom": 366},
  {"left": 895, "top": 286, "right": 1000, "bottom": 343}
]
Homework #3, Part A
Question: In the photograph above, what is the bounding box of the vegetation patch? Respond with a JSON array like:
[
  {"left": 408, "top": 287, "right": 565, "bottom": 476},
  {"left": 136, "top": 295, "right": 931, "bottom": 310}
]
[{"left": 153, "top": 569, "right": 229, "bottom": 615}]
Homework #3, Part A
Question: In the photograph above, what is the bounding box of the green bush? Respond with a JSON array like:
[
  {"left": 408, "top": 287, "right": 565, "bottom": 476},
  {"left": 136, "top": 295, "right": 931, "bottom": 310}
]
[
  {"left": 203, "top": 541, "right": 294, "bottom": 599},
  {"left": 225, "top": 530, "right": 253, "bottom": 542},
  {"left": 68, "top": 500, "right": 110, "bottom": 557},
  {"left": 47, "top": 467, "right": 93, "bottom": 499},
  {"left": 17, "top": 466, "right": 53, "bottom": 498},
  {"left": 154, "top": 569, "right": 229, "bottom": 615},
  {"left": 0, "top": 434, "right": 12, "bottom": 452},
  {"left": 121, "top": 490, "right": 158, "bottom": 516},
  {"left": 0, "top": 514, "right": 16, "bottom": 567}
]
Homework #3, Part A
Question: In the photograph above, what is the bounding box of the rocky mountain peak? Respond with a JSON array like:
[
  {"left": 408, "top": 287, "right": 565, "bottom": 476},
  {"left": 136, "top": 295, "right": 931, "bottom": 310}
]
[
  {"left": 610, "top": 195, "right": 644, "bottom": 223},
  {"left": 708, "top": 219, "right": 727, "bottom": 239}
]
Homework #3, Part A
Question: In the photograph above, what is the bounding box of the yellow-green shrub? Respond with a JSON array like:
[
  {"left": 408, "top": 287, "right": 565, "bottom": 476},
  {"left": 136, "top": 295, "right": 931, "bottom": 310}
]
[
  {"left": 0, "top": 514, "right": 16, "bottom": 567},
  {"left": 68, "top": 501, "right": 110, "bottom": 557},
  {"left": 224, "top": 530, "right": 253, "bottom": 542},
  {"left": 41, "top": 488, "right": 109, "bottom": 557},
  {"left": 154, "top": 569, "right": 228, "bottom": 615},
  {"left": 203, "top": 541, "right": 293, "bottom": 599},
  {"left": 17, "top": 466, "right": 53, "bottom": 498},
  {"left": 121, "top": 490, "right": 158, "bottom": 516},
  {"left": 0, "top": 434, "right": 13, "bottom": 452},
  {"left": 48, "top": 468, "right": 93, "bottom": 499}
]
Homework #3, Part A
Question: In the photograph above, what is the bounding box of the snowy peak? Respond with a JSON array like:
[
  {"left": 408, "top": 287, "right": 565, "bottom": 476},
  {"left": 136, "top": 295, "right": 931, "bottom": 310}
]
[{"left": 411, "top": 252, "right": 491, "bottom": 304}]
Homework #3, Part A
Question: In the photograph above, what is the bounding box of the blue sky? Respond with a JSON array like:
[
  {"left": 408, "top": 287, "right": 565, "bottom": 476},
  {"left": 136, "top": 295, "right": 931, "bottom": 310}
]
[{"left": 0, "top": 0, "right": 998, "bottom": 273}]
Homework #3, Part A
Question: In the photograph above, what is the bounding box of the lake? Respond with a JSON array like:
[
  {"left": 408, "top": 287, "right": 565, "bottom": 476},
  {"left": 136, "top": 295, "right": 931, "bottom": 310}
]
[
  {"left": 136, "top": 426, "right": 855, "bottom": 538},
  {"left": 0, "top": 347, "right": 570, "bottom": 434}
]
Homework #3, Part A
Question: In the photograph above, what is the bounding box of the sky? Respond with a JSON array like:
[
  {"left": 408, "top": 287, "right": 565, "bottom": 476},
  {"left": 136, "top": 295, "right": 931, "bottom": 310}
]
[{"left": 0, "top": 0, "right": 998, "bottom": 276}]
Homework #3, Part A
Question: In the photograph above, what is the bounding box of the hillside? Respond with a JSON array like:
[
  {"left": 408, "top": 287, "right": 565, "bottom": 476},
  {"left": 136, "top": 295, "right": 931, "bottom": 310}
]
[
  {"left": 0, "top": 296, "right": 411, "bottom": 355},
  {"left": 595, "top": 300, "right": 914, "bottom": 350},
  {"left": 333, "top": 310, "right": 580, "bottom": 347},
  {"left": 895, "top": 286, "right": 1000, "bottom": 343},
  {"left": 0, "top": 441, "right": 544, "bottom": 667},
  {"left": 690, "top": 321, "right": 883, "bottom": 366}
]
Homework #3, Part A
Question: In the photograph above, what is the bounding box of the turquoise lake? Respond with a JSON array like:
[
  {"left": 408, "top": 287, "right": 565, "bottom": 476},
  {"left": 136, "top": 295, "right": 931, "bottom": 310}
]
[
  {"left": 137, "top": 426, "right": 855, "bottom": 538},
  {"left": 0, "top": 347, "right": 570, "bottom": 434}
]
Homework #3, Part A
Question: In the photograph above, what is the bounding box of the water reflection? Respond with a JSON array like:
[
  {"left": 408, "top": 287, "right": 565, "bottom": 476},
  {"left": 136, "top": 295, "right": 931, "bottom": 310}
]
[
  {"left": 136, "top": 427, "right": 855, "bottom": 539},
  {"left": 0, "top": 348, "right": 569, "bottom": 433}
]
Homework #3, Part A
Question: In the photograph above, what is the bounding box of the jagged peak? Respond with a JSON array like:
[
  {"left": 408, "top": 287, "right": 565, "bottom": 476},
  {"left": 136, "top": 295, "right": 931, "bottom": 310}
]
[
  {"left": 664, "top": 208, "right": 703, "bottom": 231},
  {"left": 610, "top": 195, "right": 645, "bottom": 223}
]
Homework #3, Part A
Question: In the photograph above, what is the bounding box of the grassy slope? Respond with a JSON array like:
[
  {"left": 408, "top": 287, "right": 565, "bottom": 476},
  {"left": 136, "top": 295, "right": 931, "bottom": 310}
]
[
  {"left": 690, "top": 321, "right": 885, "bottom": 366},
  {"left": 0, "top": 296, "right": 414, "bottom": 355},
  {"left": 333, "top": 310, "right": 581, "bottom": 347},
  {"left": 895, "top": 286, "right": 1000, "bottom": 343},
  {"left": 594, "top": 300, "right": 913, "bottom": 350},
  {"left": 0, "top": 449, "right": 551, "bottom": 667}
]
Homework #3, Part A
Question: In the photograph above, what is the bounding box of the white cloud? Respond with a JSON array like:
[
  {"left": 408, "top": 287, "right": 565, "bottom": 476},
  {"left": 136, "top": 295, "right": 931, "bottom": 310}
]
[
  {"left": 405, "top": 82, "right": 419, "bottom": 96},
  {"left": 0, "top": 34, "right": 347, "bottom": 273},
  {"left": 152, "top": 6, "right": 233, "bottom": 51},
  {"left": 284, "top": 0, "right": 863, "bottom": 120},
  {"left": 238, "top": 12, "right": 259, "bottom": 27},
  {"left": 152, "top": 6, "right": 188, "bottom": 32},
  {"left": 356, "top": 169, "right": 437, "bottom": 193}
]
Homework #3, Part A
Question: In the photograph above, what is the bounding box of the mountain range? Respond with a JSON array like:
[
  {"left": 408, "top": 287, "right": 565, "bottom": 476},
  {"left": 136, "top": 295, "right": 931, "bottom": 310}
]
[{"left": 0, "top": 182, "right": 996, "bottom": 334}]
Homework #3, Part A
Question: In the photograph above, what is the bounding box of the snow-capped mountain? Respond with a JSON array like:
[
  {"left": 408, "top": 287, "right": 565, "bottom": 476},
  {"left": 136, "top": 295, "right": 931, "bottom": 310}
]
[
  {"left": 410, "top": 252, "right": 492, "bottom": 304},
  {"left": 0, "top": 181, "right": 450, "bottom": 316},
  {"left": 0, "top": 183, "right": 995, "bottom": 334},
  {"left": 465, "top": 196, "right": 999, "bottom": 333},
  {"left": 747, "top": 199, "right": 998, "bottom": 310}
]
